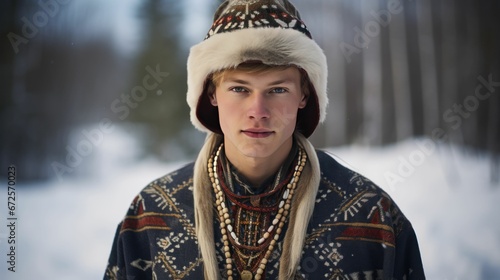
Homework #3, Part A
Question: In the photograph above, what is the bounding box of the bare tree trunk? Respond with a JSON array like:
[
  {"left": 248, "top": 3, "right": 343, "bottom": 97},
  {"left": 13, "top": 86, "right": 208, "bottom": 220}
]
[
  {"left": 323, "top": 0, "right": 347, "bottom": 147},
  {"left": 439, "top": 0, "right": 458, "bottom": 133},
  {"left": 416, "top": 0, "right": 440, "bottom": 134},
  {"left": 388, "top": 0, "right": 413, "bottom": 141},
  {"left": 342, "top": 0, "right": 364, "bottom": 144},
  {"left": 486, "top": 2, "right": 500, "bottom": 183},
  {"left": 361, "top": 0, "right": 383, "bottom": 146},
  {"left": 463, "top": 3, "right": 481, "bottom": 148}
]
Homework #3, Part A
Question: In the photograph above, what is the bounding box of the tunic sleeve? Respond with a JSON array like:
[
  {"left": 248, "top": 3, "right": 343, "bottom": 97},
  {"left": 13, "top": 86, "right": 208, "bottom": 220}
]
[
  {"left": 393, "top": 221, "right": 426, "bottom": 279},
  {"left": 103, "top": 193, "right": 155, "bottom": 280},
  {"left": 104, "top": 222, "right": 125, "bottom": 280},
  {"left": 103, "top": 164, "right": 203, "bottom": 280}
]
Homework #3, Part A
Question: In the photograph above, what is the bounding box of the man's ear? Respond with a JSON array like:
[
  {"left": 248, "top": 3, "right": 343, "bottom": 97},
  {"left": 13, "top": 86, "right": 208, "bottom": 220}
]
[
  {"left": 209, "top": 93, "right": 218, "bottom": 106},
  {"left": 298, "top": 93, "right": 308, "bottom": 109}
]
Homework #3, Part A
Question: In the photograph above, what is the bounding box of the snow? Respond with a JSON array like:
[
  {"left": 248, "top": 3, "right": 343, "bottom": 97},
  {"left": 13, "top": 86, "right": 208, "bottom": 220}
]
[
  {"left": 328, "top": 139, "right": 500, "bottom": 279},
  {"left": 1, "top": 135, "right": 499, "bottom": 280}
]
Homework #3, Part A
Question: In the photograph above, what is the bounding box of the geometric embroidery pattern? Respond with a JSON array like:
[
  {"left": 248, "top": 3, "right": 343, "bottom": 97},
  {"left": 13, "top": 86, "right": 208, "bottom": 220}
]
[{"left": 105, "top": 151, "right": 423, "bottom": 279}]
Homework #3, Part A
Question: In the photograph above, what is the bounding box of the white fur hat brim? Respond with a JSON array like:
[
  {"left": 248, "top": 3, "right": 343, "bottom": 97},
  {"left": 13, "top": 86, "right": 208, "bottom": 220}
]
[{"left": 187, "top": 27, "right": 328, "bottom": 137}]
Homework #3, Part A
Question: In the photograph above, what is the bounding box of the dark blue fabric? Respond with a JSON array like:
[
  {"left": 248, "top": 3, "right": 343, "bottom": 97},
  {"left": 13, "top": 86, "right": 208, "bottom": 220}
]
[{"left": 104, "top": 150, "right": 425, "bottom": 279}]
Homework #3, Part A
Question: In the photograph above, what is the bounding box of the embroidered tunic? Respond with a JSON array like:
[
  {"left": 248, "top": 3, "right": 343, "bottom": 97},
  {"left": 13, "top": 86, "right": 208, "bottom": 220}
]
[{"left": 104, "top": 151, "right": 425, "bottom": 279}]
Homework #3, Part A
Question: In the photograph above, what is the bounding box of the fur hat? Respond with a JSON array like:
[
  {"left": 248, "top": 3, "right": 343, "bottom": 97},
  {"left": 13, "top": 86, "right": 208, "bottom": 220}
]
[{"left": 186, "top": 0, "right": 328, "bottom": 138}]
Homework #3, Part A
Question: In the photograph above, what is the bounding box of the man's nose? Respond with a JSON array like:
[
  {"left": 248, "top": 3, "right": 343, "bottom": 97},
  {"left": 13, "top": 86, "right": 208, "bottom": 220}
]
[{"left": 247, "top": 93, "right": 270, "bottom": 120}]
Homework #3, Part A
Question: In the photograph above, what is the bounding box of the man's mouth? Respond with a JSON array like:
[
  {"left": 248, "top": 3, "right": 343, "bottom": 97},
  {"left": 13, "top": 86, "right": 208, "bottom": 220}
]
[{"left": 241, "top": 129, "right": 274, "bottom": 138}]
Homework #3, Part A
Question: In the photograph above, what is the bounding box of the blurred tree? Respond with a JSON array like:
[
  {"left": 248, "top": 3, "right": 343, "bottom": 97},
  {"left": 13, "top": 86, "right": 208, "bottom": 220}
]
[
  {"left": 297, "top": 0, "right": 499, "bottom": 181},
  {"left": 1, "top": 0, "right": 130, "bottom": 181},
  {"left": 0, "top": 0, "right": 22, "bottom": 177},
  {"left": 298, "top": 0, "right": 499, "bottom": 142},
  {"left": 123, "top": 0, "right": 192, "bottom": 161}
]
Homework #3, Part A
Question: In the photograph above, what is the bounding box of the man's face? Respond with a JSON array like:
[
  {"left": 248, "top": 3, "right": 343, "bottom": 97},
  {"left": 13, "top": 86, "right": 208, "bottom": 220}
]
[{"left": 211, "top": 67, "right": 307, "bottom": 163}]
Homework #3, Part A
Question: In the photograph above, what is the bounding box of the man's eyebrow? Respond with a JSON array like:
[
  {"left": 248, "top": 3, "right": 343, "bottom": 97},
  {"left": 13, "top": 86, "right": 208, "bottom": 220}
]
[
  {"left": 223, "top": 78, "right": 295, "bottom": 86},
  {"left": 267, "top": 79, "right": 294, "bottom": 86},
  {"left": 224, "top": 78, "right": 251, "bottom": 85}
]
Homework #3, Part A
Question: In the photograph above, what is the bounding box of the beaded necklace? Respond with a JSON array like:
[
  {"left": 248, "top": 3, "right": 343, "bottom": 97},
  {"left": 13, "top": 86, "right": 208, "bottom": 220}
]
[{"left": 208, "top": 143, "right": 307, "bottom": 280}]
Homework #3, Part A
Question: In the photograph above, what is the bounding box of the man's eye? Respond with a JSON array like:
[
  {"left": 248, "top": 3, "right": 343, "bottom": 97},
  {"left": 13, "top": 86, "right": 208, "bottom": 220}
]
[
  {"left": 271, "top": 88, "right": 287, "bottom": 94},
  {"left": 230, "top": 87, "right": 247, "bottom": 93}
]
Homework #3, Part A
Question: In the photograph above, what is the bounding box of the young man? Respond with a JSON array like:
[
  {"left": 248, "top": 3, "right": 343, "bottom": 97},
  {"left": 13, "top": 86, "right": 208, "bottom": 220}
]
[{"left": 104, "top": 1, "right": 425, "bottom": 279}]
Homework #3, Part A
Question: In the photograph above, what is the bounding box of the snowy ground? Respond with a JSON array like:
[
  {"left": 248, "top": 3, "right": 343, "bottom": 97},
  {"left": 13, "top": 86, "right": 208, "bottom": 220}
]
[{"left": 1, "top": 135, "right": 499, "bottom": 280}]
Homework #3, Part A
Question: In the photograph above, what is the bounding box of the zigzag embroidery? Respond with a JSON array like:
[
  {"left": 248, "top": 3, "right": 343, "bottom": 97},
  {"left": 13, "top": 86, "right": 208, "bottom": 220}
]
[
  {"left": 367, "top": 197, "right": 390, "bottom": 223},
  {"left": 156, "top": 252, "right": 202, "bottom": 278},
  {"left": 340, "top": 191, "right": 377, "bottom": 221}
]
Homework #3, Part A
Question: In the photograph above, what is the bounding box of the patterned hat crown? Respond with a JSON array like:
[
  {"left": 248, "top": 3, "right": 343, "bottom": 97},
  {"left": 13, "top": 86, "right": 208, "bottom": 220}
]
[{"left": 206, "top": 0, "right": 312, "bottom": 39}]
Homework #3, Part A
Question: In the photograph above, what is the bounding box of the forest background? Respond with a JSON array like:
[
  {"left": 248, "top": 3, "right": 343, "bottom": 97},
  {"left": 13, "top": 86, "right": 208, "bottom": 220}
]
[
  {"left": 0, "top": 0, "right": 499, "bottom": 279},
  {"left": 2, "top": 0, "right": 499, "bottom": 181}
]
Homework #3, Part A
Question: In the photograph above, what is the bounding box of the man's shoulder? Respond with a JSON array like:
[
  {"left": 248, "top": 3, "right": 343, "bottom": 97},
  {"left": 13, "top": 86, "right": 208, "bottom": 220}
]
[
  {"left": 315, "top": 149, "right": 406, "bottom": 220},
  {"left": 316, "top": 149, "right": 384, "bottom": 193},
  {"left": 114, "top": 162, "right": 203, "bottom": 279},
  {"left": 126, "top": 162, "right": 196, "bottom": 216},
  {"left": 143, "top": 162, "right": 195, "bottom": 193}
]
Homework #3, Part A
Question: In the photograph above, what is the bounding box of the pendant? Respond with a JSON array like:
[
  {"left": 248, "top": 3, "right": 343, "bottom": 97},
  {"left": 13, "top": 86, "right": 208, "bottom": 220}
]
[
  {"left": 250, "top": 195, "right": 261, "bottom": 207},
  {"left": 241, "top": 270, "right": 253, "bottom": 280}
]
